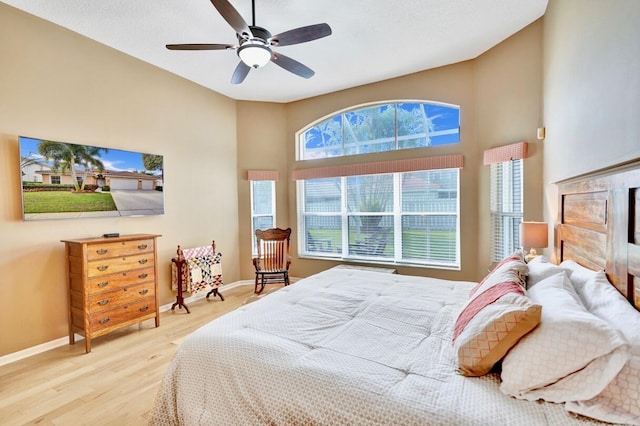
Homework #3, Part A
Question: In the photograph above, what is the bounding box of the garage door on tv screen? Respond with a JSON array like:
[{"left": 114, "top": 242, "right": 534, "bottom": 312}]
[{"left": 19, "top": 136, "right": 164, "bottom": 221}]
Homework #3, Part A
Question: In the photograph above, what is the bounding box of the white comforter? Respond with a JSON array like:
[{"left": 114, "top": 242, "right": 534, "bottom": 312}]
[{"left": 149, "top": 268, "right": 604, "bottom": 425}]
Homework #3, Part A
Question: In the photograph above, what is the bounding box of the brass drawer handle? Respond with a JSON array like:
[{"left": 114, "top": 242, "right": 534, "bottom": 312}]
[
  {"left": 139, "top": 306, "right": 149, "bottom": 312},
  {"left": 97, "top": 281, "right": 109, "bottom": 288},
  {"left": 138, "top": 244, "right": 148, "bottom": 250},
  {"left": 139, "top": 289, "right": 149, "bottom": 295},
  {"left": 97, "top": 299, "right": 110, "bottom": 306},
  {"left": 138, "top": 259, "right": 148, "bottom": 265},
  {"left": 97, "top": 265, "right": 109, "bottom": 271},
  {"left": 96, "top": 249, "right": 108, "bottom": 255},
  {"left": 138, "top": 273, "right": 148, "bottom": 279},
  {"left": 98, "top": 317, "right": 110, "bottom": 324}
]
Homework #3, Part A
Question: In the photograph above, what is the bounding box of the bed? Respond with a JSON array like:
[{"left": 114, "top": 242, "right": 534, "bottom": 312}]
[{"left": 149, "top": 162, "right": 640, "bottom": 426}]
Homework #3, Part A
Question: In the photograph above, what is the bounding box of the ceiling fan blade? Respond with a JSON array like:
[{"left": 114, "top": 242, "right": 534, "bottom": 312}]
[
  {"left": 166, "top": 43, "right": 233, "bottom": 51},
  {"left": 231, "top": 61, "right": 251, "bottom": 84},
  {"left": 270, "top": 52, "right": 315, "bottom": 79},
  {"left": 210, "top": 0, "right": 252, "bottom": 37},
  {"left": 270, "top": 23, "right": 332, "bottom": 47}
]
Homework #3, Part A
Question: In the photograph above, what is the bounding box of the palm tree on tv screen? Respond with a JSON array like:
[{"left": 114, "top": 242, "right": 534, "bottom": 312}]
[{"left": 38, "top": 141, "right": 107, "bottom": 191}]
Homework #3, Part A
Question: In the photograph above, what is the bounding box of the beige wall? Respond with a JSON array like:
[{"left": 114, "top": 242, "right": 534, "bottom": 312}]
[
  {"left": 283, "top": 62, "right": 480, "bottom": 281},
  {"left": 236, "top": 101, "right": 289, "bottom": 277},
  {"left": 0, "top": 4, "right": 240, "bottom": 356},
  {"left": 475, "top": 19, "right": 545, "bottom": 276},
  {"left": 235, "top": 21, "right": 544, "bottom": 282},
  {"left": 542, "top": 0, "right": 640, "bottom": 259}
]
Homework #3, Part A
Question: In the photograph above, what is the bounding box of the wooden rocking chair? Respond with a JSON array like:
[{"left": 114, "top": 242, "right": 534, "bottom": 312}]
[{"left": 252, "top": 227, "right": 292, "bottom": 294}]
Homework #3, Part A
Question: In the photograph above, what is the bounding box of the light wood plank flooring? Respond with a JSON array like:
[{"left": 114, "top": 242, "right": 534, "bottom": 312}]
[{"left": 0, "top": 283, "right": 268, "bottom": 426}]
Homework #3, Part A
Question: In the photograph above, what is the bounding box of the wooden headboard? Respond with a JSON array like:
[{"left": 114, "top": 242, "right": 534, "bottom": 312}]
[{"left": 556, "top": 160, "right": 640, "bottom": 309}]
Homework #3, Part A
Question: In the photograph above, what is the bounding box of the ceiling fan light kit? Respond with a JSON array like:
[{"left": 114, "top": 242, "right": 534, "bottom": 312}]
[
  {"left": 237, "top": 26, "right": 272, "bottom": 68},
  {"left": 166, "top": 0, "right": 332, "bottom": 84},
  {"left": 238, "top": 42, "right": 272, "bottom": 68}
]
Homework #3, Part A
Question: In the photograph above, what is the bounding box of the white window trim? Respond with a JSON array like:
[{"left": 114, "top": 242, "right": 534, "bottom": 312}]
[
  {"left": 490, "top": 159, "right": 523, "bottom": 262},
  {"left": 297, "top": 170, "right": 461, "bottom": 270},
  {"left": 250, "top": 180, "right": 276, "bottom": 256}
]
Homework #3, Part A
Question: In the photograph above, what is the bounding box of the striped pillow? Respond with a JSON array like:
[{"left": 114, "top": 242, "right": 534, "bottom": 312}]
[{"left": 453, "top": 253, "right": 541, "bottom": 376}]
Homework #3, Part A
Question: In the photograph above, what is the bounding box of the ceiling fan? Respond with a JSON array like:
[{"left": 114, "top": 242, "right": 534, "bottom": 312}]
[{"left": 166, "top": 0, "right": 332, "bottom": 85}]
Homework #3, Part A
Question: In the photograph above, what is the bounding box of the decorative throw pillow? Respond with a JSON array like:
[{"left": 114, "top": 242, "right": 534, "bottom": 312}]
[
  {"left": 564, "top": 271, "right": 640, "bottom": 425},
  {"left": 468, "top": 253, "right": 528, "bottom": 297},
  {"left": 500, "top": 272, "right": 630, "bottom": 403},
  {"left": 453, "top": 253, "right": 540, "bottom": 377}
]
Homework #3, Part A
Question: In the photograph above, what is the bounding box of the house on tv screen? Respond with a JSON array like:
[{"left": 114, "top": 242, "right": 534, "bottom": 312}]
[{"left": 38, "top": 169, "right": 160, "bottom": 191}]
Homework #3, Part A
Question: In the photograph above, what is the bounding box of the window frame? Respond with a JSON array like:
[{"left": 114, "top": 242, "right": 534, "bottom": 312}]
[
  {"left": 250, "top": 179, "right": 276, "bottom": 256},
  {"left": 297, "top": 100, "right": 461, "bottom": 160},
  {"left": 297, "top": 168, "right": 461, "bottom": 270},
  {"left": 490, "top": 159, "right": 524, "bottom": 262}
]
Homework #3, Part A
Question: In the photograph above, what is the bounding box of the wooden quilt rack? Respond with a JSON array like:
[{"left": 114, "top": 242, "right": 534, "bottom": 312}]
[{"left": 171, "top": 240, "right": 224, "bottom": 314}]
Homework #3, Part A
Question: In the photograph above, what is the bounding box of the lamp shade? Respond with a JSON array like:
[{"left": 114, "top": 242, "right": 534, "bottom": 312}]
[
  {"left": 519, "top": 221, "right": 548, "bottom": 249},
  {"left": 238, "top": 42, "right": 272, "bottom": 68}
]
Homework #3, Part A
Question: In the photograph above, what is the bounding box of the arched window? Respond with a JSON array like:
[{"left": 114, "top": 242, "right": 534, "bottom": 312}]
[
  {"left": 295, "top": 101, "right": 462, "bottom": 269},
  {"left": 298, "top": 101, "right": 460, "bottom": 160}
]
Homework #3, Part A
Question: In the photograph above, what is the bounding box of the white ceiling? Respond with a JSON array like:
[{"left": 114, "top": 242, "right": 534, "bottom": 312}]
[{"left": 2, "top": 0, "right": 548, "bottom": 103}]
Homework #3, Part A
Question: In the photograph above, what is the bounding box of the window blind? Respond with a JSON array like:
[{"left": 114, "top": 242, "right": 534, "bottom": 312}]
[
  {"left": 299, "top": 168, "right": 460, "bottom": 268},
  {"left": 250, "top": 180, "right": 276, "bottom": 255},
  {"left": 490, "top": 159, "right": 523, "bottom": 262}
]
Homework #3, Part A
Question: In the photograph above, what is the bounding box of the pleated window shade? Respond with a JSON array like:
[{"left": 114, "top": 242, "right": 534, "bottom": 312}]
[{"left": 292, "top": 154, "right": 463, "bottom": 180}]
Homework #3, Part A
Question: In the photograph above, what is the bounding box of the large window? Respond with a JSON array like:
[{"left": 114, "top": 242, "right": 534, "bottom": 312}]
[
  {"left": 490, "top": 159, "right": 523, "bottom": 262},
  {"left": 250, "top": 180, "right": 275, "bottom": 255},
  {"left": 299, "top": 169, "right": 460, "bottom": 268},
  {"left": 299, "top": 101, "right": 460, "bottom": 160}
]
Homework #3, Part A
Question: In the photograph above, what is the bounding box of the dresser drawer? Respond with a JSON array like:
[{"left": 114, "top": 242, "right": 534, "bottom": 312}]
[
  {"left": 87, "top": 254, "right": 154, "bottom": 278},
  {"left": 87, "top": 282, "right": 156, "bottom": 313},
  {"left": 86, "top": 266, "right": 155, "bottom": 293},
  {"left": 89, "top": 298, "right": 156, "bottom": 332},
  {"left": 87, "top": 238, "right": 154, "bottom": 261}
]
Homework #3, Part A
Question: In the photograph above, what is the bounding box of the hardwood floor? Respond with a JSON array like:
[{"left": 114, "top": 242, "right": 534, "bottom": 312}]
[{"left": 0, "top": 284, "right": 264, "bottom": 425}]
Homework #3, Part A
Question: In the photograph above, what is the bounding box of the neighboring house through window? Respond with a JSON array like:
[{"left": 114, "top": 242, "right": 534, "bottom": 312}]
[{"left": 296, "top": 101, "right": 462, "bottom": 269}]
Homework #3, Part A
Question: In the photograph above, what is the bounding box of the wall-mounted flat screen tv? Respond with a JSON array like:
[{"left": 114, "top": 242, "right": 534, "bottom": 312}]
[{"left": 19, "top": 136, "right": 164, "bottom": 221}]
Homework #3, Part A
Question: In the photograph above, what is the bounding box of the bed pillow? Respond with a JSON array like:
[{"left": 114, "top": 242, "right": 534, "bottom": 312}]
[
  {"left": 500, "top": 272, "right": 630, "bottom": 403},
  {"left": 564, "top": 270, "right": 640, "bottom": 425},
  {"left": 559, "top": 259, "right": 600, "bottom": 289},
  {"left": 453, "top": 253, "right": 540, "bottom": 377},
  {"left": 526, "top": 255, "right": 572, "bottom": 289}
]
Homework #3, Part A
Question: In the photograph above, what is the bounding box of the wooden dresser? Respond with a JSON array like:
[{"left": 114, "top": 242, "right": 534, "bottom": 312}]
[{"left": 61, "top": 234, "right": 161, "bottom": 353}]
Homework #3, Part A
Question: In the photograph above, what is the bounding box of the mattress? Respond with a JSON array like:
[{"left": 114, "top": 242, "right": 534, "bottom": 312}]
[{"left": 149, "top": 267, "right": 605, "bottom": 425}]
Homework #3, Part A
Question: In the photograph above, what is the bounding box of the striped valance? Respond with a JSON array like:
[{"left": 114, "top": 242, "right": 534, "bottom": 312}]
[
  {"left": 247, "top": 170, "right": 279, "bottom": 181},
  {"left": 483, "top": 142, "right": 528, "bottom": 165},
  {"left": 291, "top": 154, "right": 464, "bottom": 180}
]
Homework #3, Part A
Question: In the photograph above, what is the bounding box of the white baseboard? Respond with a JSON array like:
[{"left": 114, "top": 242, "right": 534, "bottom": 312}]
[{"left": 0, "top": 281, "right": 252, "bottom": 367}]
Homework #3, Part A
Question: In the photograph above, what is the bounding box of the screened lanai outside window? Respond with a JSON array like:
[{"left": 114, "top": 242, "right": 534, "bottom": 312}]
[
  {"left": 299, "top": 102, "right": 460, "bottom": 160},
  {"left": 299, "top": 169, "right": 460, "bottom": 268}
]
